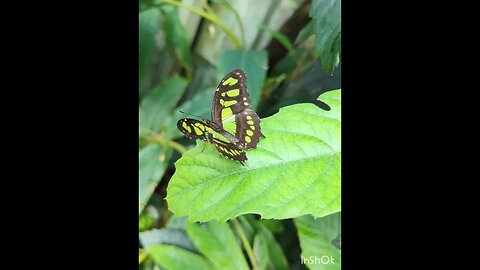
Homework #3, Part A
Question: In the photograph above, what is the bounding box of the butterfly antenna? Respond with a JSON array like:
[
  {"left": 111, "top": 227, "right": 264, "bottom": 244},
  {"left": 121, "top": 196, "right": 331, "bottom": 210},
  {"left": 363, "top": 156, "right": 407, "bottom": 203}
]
[{"left": 179, "top": 110, "right": 203, "bottom": 119}]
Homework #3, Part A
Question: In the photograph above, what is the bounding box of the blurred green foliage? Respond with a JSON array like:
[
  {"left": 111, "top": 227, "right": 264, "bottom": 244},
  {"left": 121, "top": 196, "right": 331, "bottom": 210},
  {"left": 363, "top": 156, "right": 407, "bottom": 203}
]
[{"left": 139, "top": 0, "right": 341, "bottom": 269}]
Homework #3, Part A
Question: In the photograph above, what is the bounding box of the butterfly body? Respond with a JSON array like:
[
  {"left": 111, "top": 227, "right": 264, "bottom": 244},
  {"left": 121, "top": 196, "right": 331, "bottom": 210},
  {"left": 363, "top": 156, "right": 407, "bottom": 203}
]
[{"left": 177, "top": 69, "right": 264, "bottom": 165}]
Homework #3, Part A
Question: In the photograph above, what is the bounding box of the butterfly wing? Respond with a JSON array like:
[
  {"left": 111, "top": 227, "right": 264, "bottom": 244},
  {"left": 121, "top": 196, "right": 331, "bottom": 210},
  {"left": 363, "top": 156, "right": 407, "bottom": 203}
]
[
  {"left": 212, "top": 137, "right": 247, "bottom": 165},
  {"left": 211, "top": 69, "right": 264, "bottom": 149},
  {"left": 177, "top": 118, "right": 209, "bottom": 140},
  {"left": 234, "top": 109, "right": 264, "bottom": 149}
]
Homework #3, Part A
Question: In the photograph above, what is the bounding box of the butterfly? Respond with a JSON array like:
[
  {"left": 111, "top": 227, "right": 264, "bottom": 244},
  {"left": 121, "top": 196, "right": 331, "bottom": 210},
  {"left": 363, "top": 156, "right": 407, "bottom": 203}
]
[{"left": 177, "top": 69, "right": 265, "bottom": 165}]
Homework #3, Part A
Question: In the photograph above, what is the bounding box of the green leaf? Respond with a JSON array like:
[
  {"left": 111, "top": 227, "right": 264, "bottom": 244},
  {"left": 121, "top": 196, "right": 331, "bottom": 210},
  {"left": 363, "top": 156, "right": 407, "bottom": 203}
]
[
  {"left": 260, "top": 219, "right": 284, "bottom": 234},
  {"left": 311, "top": 0, "right": 341, "bottom": 75},
  {"left": 161, "top": 5, "right": 192, "bottom": 80},
  {"left": 294, "top": 213, "right": 341, "bottom": 270},
  {"left": 186, "top": 221, "right": 249, "bottom": 270},
  {"left": 140, "top": 228, "right": 197, "bottom": 252},
  {"left": 166, "top": 90, "right": 341, "bottom": 222},
  {"left": 139, "top": 8, "right": 160, "bottom": 90},
  {"left": 219, "top": 50, "right": 267, "bottom": 109},
  {"left": 139, "top": 76, "right": 187, "bottom": 133},
  {"left": 139, "top": 144, "right": 172, "bottom": 214},
  {"left": 253, "top": 225, "right": 289, "bottom": 270},
  {"left": 148, "top": 244, "right": 214, "bottom": 270}
]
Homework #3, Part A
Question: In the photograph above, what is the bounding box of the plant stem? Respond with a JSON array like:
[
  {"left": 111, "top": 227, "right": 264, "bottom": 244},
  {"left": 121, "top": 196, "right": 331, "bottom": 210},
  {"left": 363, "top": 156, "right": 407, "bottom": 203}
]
[
  {"left": 159, "top": 0, "right": 242, "bottom": 48},
  {"left": 165, "top": 139, "right": 187, "bottom": 154},
  {"left": 148, "top": 134, "right": 187, "bottom": 154},
  {"left": 231, "top": 218, "right": 259, "bottom": 270}
]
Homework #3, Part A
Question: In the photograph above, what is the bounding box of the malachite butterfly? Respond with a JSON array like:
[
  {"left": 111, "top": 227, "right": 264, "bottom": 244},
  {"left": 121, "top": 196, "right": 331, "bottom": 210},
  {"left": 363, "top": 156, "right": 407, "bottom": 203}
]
[{"left": 177, "top": 69, "right": 265, "bottom": 165}]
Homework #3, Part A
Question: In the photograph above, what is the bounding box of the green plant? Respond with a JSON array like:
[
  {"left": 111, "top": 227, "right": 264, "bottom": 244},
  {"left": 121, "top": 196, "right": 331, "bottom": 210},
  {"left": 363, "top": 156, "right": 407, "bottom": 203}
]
[{"left": 139, "top": 0, "right": 341, "bottom": 269}]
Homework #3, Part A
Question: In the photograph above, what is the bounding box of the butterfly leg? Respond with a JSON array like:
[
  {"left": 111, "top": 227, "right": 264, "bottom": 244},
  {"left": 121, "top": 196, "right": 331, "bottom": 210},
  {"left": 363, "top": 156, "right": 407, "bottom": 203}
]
[
  {"left": 200, "top": 133, "right": 214, "bottom": 154},
  {"left": 200, "top": 141, "right": 207, "bottom": 153}
]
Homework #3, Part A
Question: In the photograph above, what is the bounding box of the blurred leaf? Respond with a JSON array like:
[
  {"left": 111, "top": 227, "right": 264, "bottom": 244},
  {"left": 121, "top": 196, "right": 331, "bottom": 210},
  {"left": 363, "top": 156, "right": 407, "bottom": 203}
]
[
  {"left": 258, "top": 24, "right": 294, "bottom": 53},
  {"left": 270, "top": 49, "right": 305, "bottom": 76},
  {"left": 139, "top": 254, "right": 156, "bottom": 270},
  {"left": 236, "top": 215, "right": 256, "bottom": 243},
  {"left": 295, "top": 20, "right": 314, "bottom": 45},
  {"left": 176, "top": 88, "right": 213, "bottom": 120},
  {"left": 139, "top": 76, "right": 187, "bottom": 133},
  {"left": 139, "top": 211, "right": 156, "bottom": 232},
  {"left": 253, "top": 234, "right": 269, "bottom": 270},
  {"left": 253, "top": 225, "right": 289, "bottom": 270},
  {"left": 186, "top": 221, "right": 249, "bottom": 270},
  {"left": 140, "top": 228, "right": 197, "bottom": 252},
  {"left": 166, "top": 90, "right": 341, "bottom": 222},
  {"left": 139, "top": 248, "right": 148, "bottom": 264},
  {"left": 165, "top": 88, "right": 214, "bottom": 139},
  {"left": 263, "top": 61, "right": 341, "bottom": 118},
  {"left": 149, "top": 244, "right": 213, "bottom": 270},
  {"left": 239, "top": 215, "right": 284, "bottom": 236},
  {"left": 166, "top": 215, "right": 189, "bottom": 230},
  {"left": 294, "top": 213, "right": 341, "bottom": 270},
  {"left": 161, "top": 5, "right": 192, "bottom": 80},
  {"left": 139, "top": 8, "right": 161, "bottom": 90},
  {"left": 140, "top": 203, "right": 163, "bottom": 232},
  {"left": 219, "top": 50, "right": 268, "bottom": 109},
  {"left": 237, "top": 215, "right": 288, "bottom": 269},
  {"left": 331, "top": 234, "right": 341, "bottom": 250},
  {"left": 211, "top": 0, "right": 246, "bottom": 46},
  {"left": 260, "top": 219, "right": 284, "bottom": 234},
  {"left": 139, "top": 144, "right": 173, "bottom": 214},
  {"left": 311, "top": 0, "right": 341, "bottom": 75}
]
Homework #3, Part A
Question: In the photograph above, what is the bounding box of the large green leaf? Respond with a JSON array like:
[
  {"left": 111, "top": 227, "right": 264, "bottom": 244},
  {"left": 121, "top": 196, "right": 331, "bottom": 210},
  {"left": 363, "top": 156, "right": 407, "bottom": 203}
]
[
  {"left": 139, "top": 76, "right": 187, "bottom": 134},
  {"left": 139, "top": 144, "right": 172, "bottom": 213},
  {"left": 139, "top": 8, "right": 160, "bottom": 90},
  {"left": 186, "top": 221, "right": 249, "bottom": 270},
  {"left": 162, "top": 5, "right": 192, "bottom": 79},
  {"left": 166, "top": 90, "right": 341, "bottom": 222},
  {"left": 253, "top": 225, "right": 289, "bottom": 270},
  {"left": 218, "top": 50, "right": 267, "bottom": 109},
  {"left": 311, "top": 0, "right": 341, "bottom": 75},
  {"left": 148, "top": 244, "right": 213, "bottom": 270},
  {"left": 294, "top": 213, "right": 341, "bottom": 270}
]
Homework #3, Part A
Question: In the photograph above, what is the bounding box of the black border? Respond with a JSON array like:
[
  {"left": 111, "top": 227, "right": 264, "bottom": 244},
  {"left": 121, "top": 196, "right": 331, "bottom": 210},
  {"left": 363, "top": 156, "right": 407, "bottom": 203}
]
[
  {"left": 26, "top": 2, "right": 140, "bottom": 268},
  {"left": 17, "top": 0, "right": 462, "bottom": 268}
]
